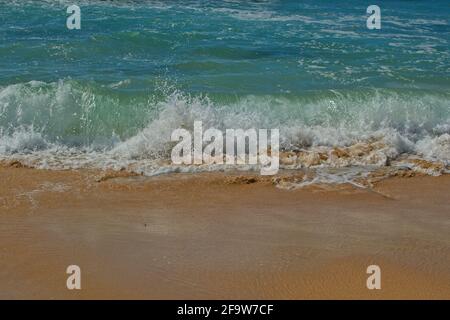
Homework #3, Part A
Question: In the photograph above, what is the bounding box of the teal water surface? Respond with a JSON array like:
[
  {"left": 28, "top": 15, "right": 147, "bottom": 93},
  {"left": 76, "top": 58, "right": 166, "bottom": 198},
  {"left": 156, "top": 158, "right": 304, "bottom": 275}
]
[{"left": 0, "top": 0, "right": 449, "bottom": 168}]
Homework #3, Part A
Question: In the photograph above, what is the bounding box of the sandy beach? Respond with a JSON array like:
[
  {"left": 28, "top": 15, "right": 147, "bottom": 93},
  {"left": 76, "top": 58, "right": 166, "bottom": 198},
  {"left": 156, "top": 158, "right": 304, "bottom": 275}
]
[
  {"left": 0, "top": 163, "right": 449, "bottom": 299},
  {"left": 1, "top": 0, "right": 449, "bottom": 304}
]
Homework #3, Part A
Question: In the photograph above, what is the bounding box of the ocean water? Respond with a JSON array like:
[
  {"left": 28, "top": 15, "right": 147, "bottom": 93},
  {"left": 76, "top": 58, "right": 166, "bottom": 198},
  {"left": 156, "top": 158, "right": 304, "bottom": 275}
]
[{"left": 0, "top": 0, "right": 449, "bottom": 179}]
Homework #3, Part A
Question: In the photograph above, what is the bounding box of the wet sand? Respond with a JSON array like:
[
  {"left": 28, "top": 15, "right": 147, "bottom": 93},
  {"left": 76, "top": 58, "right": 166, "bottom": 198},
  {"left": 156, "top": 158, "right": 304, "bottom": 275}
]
[{"left": 0, "top": 164, "right": 449, "bottom": 299}]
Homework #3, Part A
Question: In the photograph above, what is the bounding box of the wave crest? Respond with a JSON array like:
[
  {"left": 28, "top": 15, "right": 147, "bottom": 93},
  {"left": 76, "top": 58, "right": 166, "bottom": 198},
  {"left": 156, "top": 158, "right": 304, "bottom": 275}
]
[{"left": 1, "top": 80, "right": 449, "bottom": 181}]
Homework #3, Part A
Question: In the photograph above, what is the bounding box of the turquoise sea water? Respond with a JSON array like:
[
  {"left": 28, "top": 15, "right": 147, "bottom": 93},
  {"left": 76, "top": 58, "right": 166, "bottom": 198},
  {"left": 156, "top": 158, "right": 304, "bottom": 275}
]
[{"left": 0, "top": 0, "right": 449, "bottom": 175}]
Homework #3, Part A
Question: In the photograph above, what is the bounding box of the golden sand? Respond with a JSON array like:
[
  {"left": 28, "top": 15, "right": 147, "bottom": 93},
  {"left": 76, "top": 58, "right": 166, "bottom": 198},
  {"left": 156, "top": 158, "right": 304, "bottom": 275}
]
[{"left": 0, "top": 164, "right": 449, "bottom": 299}]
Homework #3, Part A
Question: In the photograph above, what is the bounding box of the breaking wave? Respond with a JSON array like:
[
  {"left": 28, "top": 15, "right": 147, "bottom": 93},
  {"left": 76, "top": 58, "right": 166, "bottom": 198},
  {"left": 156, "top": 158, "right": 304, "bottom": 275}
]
[{"left": 1, "top": 80, "right": 449, "bottom": 181}]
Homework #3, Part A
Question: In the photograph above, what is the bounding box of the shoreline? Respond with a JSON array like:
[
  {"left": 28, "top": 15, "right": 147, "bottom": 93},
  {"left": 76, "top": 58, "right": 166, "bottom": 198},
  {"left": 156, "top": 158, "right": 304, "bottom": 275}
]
[{"left": 1, "top": 165, "right": 449, "bottom": 299}]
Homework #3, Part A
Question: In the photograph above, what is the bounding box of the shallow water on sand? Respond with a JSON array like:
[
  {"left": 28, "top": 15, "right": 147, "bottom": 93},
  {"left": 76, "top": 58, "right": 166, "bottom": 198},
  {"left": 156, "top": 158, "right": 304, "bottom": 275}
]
[{"left": 1, "top": 168, "right": 449, "bottom": 298}]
